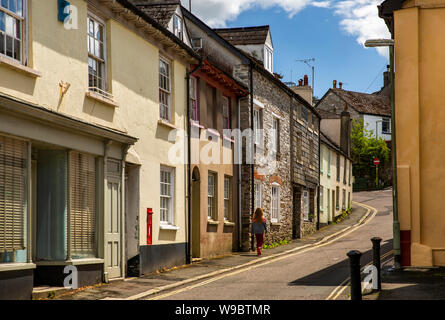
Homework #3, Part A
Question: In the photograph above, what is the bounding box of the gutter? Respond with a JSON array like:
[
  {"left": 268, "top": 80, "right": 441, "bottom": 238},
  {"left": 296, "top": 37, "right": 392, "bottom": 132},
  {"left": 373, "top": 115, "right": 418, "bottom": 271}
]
[{"left": 185, "top": 60, "right": 203, "bottom": 265}]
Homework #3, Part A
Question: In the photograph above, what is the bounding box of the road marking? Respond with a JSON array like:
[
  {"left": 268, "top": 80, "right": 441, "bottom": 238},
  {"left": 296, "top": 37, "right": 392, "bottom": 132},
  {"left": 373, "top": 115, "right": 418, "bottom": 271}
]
[
  {"left": 146, "top": 201, "right": 379, "bottom": 300},
  {"left": 327, "top": 250, "right": 394, "bottom": 300}
]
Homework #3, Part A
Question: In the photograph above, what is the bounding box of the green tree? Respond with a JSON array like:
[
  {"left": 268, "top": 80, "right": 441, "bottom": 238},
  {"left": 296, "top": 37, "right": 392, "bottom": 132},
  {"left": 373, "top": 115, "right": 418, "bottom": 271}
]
[{"left": 351, "top": 119, "right": 390, "bottom": 187}]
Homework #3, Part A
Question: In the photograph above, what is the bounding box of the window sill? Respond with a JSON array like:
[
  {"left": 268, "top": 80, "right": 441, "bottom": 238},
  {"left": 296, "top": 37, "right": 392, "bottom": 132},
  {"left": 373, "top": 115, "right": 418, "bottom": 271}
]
[
  {"left": 223, "top": 135, "right": 235, "bottom": 144},
  {"left": 270, "top": 221, "right": 281, "bottom": 226},
  {"left": 0, "top": 56, "right": 42, "bottom": 78},
  {"left": 310, "top": 165, "right": 316, "bottom": 171},
  {"left": 35, "top": 258, "right": 104, "bottom": 266},
  {"left": 206, "top": 128, "right": 220, "bottom": 137},
  {"left": 297, "top": 119, "right": 305, "bottom": 126},
  {"left": 207, "top": 219, "right": 219, "bottom": 225},
  {"left": 297, "top": 160, "right": 304, "bottom": 166},
  {"left": 158, "top": 119, "right": 177, "bottom": 130},
  {"left": 86, "top": 91, "right": 119, "bottom": 108},
  {"left": 224, "top": 220, "right": 235, "bottom": 226},
  {"left": 160, "top": 224, "right": 180, "bottom": 231},
  {"left": 0, "top": 262, "right": 36, "bottom": 272}
]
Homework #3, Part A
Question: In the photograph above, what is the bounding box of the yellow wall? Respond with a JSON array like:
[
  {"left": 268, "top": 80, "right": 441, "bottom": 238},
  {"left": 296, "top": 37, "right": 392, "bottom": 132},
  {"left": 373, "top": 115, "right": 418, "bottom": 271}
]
[
  {"left": 0, "top": 0, "right": 189, "bottom": 247},
  {"left": 395, "top": 2, "right": 445, "bottom": 266}
]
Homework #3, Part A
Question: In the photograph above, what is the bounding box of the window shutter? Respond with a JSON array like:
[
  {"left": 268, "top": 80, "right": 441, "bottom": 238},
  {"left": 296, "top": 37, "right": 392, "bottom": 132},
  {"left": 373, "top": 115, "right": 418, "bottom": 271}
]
[
  {"left": 0, "top": 136, "right": 26, "bottom": 252},
  {"left": 70, "top": 152, "right": 96, "bottom": 257}
]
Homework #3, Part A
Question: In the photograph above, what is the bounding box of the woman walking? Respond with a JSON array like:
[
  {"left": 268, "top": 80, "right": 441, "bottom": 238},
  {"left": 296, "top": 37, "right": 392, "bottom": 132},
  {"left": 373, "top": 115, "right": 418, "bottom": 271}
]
[{"left": 251, "top": 208, "right": 267, "bottom": 256}]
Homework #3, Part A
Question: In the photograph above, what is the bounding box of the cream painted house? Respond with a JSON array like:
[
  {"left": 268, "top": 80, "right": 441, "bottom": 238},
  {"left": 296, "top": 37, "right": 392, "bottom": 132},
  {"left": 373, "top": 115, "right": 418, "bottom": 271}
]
[
  {"left": 0, "top": 0, "right": 199, "bottom": 299},
  {"left": 318, "top": 111, "right": 353, "bottom": 226}
]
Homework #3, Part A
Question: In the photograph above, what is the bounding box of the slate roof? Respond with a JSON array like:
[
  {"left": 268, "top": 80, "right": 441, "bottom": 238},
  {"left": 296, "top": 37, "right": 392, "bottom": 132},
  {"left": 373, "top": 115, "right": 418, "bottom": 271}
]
[
  {"left": 129, "top": 0, "right": 180, "bottom": 27},
  {"left": 318, "top": 109, "right": 340, "bottom": 119},
  {"left": 330, "top": 88, "right": 391, "bottom": 117},
  {"left": 320, "top": 131, "right": 351, "bottom": 160},
  {"left": 214, "top": 26, "right": 270, "bottom": 46}
]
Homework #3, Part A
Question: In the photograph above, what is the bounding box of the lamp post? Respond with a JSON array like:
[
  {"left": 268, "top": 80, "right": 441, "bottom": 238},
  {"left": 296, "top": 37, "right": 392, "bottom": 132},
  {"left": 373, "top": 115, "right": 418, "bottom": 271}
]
[{"left": 365, "top": 39, "right": 401, "bottom": 269}]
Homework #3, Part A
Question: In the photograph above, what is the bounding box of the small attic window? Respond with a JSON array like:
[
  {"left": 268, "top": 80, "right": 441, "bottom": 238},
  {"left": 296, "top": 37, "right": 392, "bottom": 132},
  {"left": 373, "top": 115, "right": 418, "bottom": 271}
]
[
  {"left": 264, "top": 45, "right": 273, "bottom": 73},
  {"left": 173, "top": 14, "right": 183, "bottom": 41}
]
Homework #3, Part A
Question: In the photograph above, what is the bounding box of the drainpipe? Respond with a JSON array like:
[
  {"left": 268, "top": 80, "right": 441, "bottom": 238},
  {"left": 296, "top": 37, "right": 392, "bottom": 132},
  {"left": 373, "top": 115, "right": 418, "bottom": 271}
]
[
  {"left": 250, "top": 63, "right": 255, "bottom": 251},
  {"left": 185, "top": 60, "right": 203, "bottom": 265},
  {"left": 238, "top": 98, "right": 243, "bottom": 251},
  {"left": 317, "top": 118, "right": 321, "bottom": 230},
  {"left": 390, "top": 45, "right": 401, "bottom": 269}
]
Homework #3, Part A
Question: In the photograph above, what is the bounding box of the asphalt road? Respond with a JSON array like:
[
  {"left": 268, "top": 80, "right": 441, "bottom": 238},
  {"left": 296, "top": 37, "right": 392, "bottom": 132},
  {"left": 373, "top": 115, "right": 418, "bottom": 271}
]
[{"left": 148, "top": 190, "right": 394, "bottom": 300}]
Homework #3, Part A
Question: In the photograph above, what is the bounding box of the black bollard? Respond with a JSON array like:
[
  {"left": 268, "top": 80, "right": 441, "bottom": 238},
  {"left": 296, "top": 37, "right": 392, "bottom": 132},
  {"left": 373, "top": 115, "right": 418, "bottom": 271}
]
[
  {"left": 371, "top": 237, "right": 382, "bottom": 291},
  {"left": 347, "top": 250, "right": 363, "bottom": 301}
]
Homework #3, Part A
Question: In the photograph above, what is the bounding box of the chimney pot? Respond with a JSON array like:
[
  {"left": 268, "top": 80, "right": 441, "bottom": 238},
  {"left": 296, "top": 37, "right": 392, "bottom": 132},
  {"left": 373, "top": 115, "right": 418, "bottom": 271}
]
[
  {"left": 298, "top": 79, "right": 303, "bottom": 86},
  {"left": 339, "top": 82, "right": 343, "bottom": 89},
  {"left": 304, "top": 75, "right": 309, "bottom": 86},
  {"left": 333, "top": 80, "right": 337, "bottom": 89}
]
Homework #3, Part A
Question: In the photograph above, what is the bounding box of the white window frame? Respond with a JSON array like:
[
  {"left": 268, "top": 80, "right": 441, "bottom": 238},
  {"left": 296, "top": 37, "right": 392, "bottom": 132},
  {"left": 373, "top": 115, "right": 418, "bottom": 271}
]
[
  {"left": 272, "top": 117, "right": 279, "bottom": 153},
  {"left": 0, "top": 0, "right": 27, "bottom": 64},
  {"left": 253, "top": 107, "right": 263, "bottom": 146},
  {"left": 254, "top": 181, "right": 262, "bottom": 210},
  {"left": 382, "top": 117, "right": 391, "bottom": 134},
  {"left": 160, "top": 166, "right": 175, "bottom": 225},
  {"left": 159, "top": 57, "right": 172, "bottom": 122},
  {"left": 207, "top": 172, "right": 217, "bottom": 220},
  {"left": 302, "top": 190, "right": 310, "bottom": 221},
  {"left": 271, "top": 184, "right": 280, "bottom": 223},
  {"left": 319, "top": 186, "right": 324, "bottom": 213},
  {"left": 173, "top": 14, "right": 183, "bottom": 41},
  {"left": 224, "top": 177, "right": 231, "bottom": 221},
  {"left": 87, "top": 13, "right": 109, "bottom": 97},
  {"left": 264, "top": 45, "right": 273, "bottom": 73}
]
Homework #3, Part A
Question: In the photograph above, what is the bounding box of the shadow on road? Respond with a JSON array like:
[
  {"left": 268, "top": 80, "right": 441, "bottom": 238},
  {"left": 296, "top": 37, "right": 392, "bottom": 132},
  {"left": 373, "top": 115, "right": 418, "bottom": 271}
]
[{"left": 287, "top": 240, "right": 393, "bottom": 287}]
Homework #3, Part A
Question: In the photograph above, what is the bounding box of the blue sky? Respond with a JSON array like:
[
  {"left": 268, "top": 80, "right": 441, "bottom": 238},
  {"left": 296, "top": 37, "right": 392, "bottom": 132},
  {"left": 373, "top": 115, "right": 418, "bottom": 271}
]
[{"left": 182, "top": 0, "right": 391, "bottom": 98}]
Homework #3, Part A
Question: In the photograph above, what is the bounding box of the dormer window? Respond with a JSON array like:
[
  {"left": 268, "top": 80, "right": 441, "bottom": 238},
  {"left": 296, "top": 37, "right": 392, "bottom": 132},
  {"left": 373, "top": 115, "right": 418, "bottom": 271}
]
[
  {"left": 173, "top": 14, "right": 183, "bottom": 40},
  {"left": 264, "top": 45, "right": 273, "bottom": 73}
]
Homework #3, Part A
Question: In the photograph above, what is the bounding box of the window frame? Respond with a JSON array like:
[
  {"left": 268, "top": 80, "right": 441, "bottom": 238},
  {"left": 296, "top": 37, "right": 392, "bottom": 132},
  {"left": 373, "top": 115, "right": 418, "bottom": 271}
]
[
  {"left": 173, "top": 14, "right": 183, "bottom": 41},
  {"left": 254, "top": 181, "right": 262, "bottom": 211},
  {"left": 223, "top": 176, "right": 232, "bottom": 221},
  {"left": 87, "top": 13, "right": 108, "bottom": 96},
  {"left": 0, "top": 0, "right": 27, "bottom": 65},
  {"left": 160, "top": 166, "right": 175, "bottom": 225},
  {"left": 264, "top": 45, "right": 273, "bottom": 73},
  {"left": 319, "top": 186, "right": 324, "bottom": 213},
  {"left": 302, "top": 189, "right": 310, "bottom": 221},
  {"left": 207, "top": 172, "right": 217, "bottom": 220},
  {"left": 190, "top": 76, "right": 198, "bottom": 122},
  {"left": 271, "top": 184, "right": 280, "bottom": 223},
  {"left": 253, "top": 107, "right": 263, "bottom": 147},
  {"left": 382, "top": 117, "right": 391, "bottom": 134},
  {"left": 271, "top": 117, "right": 279, "bottom": 153},
  {"left": 222, "top": 96, "right": 231, "bottom": 130},
  {"left": 159, "top": 56, "right": 172, "bottom": 122}
]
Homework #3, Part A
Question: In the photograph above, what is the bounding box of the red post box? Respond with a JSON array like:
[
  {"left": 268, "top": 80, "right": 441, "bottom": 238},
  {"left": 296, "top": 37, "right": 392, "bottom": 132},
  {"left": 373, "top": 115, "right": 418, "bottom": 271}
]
[{"left": 147, "top": 208, "right": 153, "bottom": 245}]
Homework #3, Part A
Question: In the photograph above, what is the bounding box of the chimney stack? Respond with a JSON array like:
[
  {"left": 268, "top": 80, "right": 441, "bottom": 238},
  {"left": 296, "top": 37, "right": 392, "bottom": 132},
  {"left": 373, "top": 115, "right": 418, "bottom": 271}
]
[
  {"left": 298, "top": 79, "right": 303, "bottom": 86},
  {"left": 333, "top": 80, "right": 337, "bottom": 89},
  {"left": 383, "top": 65, "right": 390, "bottom": 88},
  {"left": 340, "top": 103, "right": 351, "bottom": 157},
  {"left": 304, "top": 75, "right": 309, "bottom": 86}
]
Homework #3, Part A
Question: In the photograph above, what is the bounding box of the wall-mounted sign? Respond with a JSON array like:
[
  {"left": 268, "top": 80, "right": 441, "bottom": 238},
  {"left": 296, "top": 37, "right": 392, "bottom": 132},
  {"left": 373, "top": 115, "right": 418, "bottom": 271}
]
[{"left": 58, "top": 0, "right": 70, "bottom": 23}]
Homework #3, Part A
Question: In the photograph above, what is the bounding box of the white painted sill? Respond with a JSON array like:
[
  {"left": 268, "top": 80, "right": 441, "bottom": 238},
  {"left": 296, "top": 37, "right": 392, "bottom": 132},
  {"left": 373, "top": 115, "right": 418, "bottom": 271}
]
[
  {"left": 207, "top": 219, "right": 219, "bottom": 225},
  {"left": 0, "top": 262, "right": 36, "bottom": 272},
  {"left": 297, "top": 119, "right": 305, "bottom": 126},
  {"left": 0, "top": 56, "right": 41, "bottom": 78},
  {"left": 224, "top": 221, "right": 235, "bottom": 226},
  {"left": 158, "top": 119, "right": 178, "bottom": 130},
  {"left": 36, "top": 258, "right": 104, "bottom": 266},
  {"left": 160, "top": 224, "right": 180, "bottom": 231},
  {"left": 270, "top": 222, "right": 282, "bottom": 226},
  {"left": 86, "top": 91, "right": 119, "bottom": 108}
]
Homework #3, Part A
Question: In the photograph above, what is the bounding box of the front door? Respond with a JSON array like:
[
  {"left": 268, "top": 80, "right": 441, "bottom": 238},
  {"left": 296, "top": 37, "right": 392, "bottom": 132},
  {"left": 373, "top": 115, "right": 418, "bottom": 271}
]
[{"left": 105, "top": 175, "right": 122, "bottom": 280}]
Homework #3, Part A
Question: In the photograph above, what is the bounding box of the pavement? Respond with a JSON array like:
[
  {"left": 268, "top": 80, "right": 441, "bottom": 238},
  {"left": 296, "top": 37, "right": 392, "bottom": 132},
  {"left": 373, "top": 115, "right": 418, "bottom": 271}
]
[{"left": 53, "top": 194, "right": 374, "bottom": 300}]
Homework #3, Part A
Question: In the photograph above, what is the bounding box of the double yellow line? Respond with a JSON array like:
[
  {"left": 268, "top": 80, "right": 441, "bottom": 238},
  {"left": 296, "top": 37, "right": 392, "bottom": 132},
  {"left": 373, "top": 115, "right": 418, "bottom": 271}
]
[
  {"left": 326, "top": 250, "right": 394, "bottom": 300},
  {"left": 148, "top": 201, "right": 379, "bottom": 300}
]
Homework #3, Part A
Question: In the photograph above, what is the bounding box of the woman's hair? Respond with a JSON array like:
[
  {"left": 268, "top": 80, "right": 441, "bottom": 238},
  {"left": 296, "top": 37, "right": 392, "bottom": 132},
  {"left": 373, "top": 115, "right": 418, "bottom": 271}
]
[{"left": 252, "top": 208, "right": 264, "bottom": 223}]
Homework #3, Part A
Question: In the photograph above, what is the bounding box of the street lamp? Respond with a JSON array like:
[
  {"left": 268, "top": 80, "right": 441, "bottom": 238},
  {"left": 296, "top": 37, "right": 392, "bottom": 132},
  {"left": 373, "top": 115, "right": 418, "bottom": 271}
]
[{"left": 365, "top": 38, "right": 401, "bottom": 269}]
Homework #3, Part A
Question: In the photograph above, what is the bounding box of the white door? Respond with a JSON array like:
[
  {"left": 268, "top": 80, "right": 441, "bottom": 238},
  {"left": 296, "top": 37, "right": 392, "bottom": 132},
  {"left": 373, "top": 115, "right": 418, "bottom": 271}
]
[{"left": 105, "top": 176, "right": 122, "bottom": 279}]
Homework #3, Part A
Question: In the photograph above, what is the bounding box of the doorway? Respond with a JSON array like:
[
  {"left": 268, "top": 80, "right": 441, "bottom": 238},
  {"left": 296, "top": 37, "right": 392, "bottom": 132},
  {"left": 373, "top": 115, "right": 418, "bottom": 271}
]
[
  {"left": 191, "top": 167, "right": 201, "bottom": 258},
  {"left": 292, "top": 186, "right": 302, "bottom": 239}
]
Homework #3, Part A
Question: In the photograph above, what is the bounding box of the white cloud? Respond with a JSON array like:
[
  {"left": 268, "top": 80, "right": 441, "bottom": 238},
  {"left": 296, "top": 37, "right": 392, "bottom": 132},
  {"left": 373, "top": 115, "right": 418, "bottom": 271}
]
[
  {"left": 182, "top": 0, "right": 390, "bottom": 57},
  {"left": 334, "top": 0, "right": 391, "bottom": 58}
]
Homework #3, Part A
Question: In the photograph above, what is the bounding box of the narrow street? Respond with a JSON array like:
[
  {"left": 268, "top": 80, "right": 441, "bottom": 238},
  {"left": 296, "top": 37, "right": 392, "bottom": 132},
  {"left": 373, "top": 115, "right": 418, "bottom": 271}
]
[{"left": 148, "top": 190, "right": 393, "bottom": 300}]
